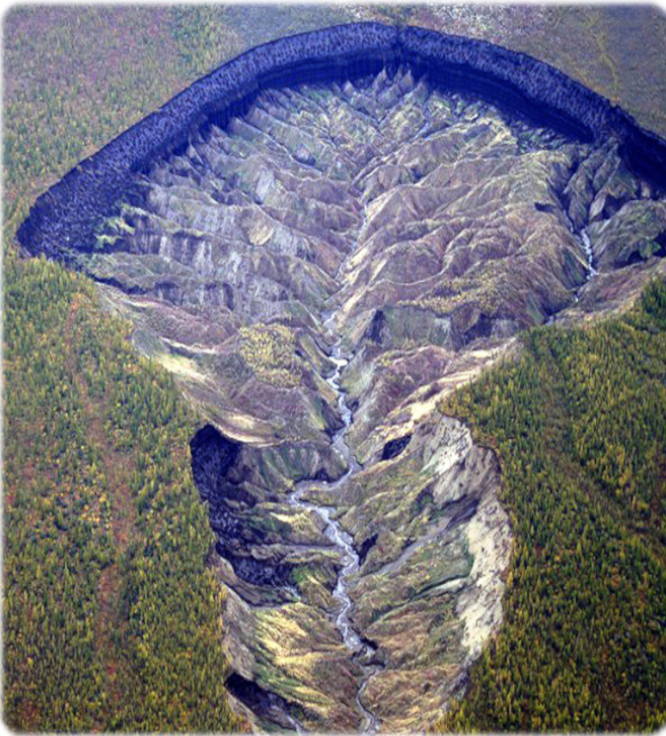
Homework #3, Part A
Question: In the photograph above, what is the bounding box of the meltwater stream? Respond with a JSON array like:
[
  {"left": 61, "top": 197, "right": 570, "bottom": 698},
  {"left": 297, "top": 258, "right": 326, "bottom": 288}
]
[
  {"left": 289, "top": 312, "right": 382, "bottom": 734},
  {"left": 547, "top": 213, "right": 597, "bottom": 325}
]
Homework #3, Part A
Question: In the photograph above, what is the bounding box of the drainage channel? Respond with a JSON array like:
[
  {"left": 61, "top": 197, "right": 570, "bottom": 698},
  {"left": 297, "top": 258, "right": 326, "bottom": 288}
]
[{"left": 289, "top": 308, "right": 382, "bottom": 734}]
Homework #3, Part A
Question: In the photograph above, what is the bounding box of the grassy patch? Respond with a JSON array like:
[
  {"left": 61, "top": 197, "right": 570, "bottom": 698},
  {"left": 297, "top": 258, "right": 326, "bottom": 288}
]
[{"left": 239, "top": 323, "right": 303, "bottom": 388}]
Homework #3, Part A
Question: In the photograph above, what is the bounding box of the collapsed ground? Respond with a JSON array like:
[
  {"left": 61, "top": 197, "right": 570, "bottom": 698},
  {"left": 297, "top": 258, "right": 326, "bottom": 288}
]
[{"left": 30, "top": 67, "right": 666, "bottom": 730}]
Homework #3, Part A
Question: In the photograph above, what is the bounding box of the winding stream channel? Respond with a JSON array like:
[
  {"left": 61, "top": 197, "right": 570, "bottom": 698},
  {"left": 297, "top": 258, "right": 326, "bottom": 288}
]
[
  {"left": 572, "top": 225, "right": 597, "bottom": 303},
  {"left": 290, "top": 307, "right": 382, "bottom": 734}
]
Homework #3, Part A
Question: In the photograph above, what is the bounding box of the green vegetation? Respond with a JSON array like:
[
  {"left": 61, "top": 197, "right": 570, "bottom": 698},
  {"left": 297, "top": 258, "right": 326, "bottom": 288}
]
[
  {"left": 373, "top": 5, "right": 413, "bottom": 26},
  {"left": 2, "top": 6, "right": 243, "bottom": 242},
  {"left": 411, "top": 5, "right": 666, "bottom": 140},
  {"left": 3, "top": 251, "right": 244, "bottom": 731},
  {"left": 5, "top": 6, "right": 666, "bottom": 731},
  {"left": 239, "top": 324, "right": 303, "bottom": 388},
  {"left": 436, "top": 279, "right": 666, "bottom": 731},
  {"left": 2, "top": 9, "right": 255, "bottom": 729},
  {"left": 172, "top": 6, "right": 242, "bottom": 78}
]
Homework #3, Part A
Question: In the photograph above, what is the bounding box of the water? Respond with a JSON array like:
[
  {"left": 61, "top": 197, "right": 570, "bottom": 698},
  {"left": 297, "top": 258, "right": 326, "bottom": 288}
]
[
  {"left": 548, "top": 210, "right": 596, "bottom": 320},
  {"left": 290, "top": 321, "right": 381, "bottom": 734},
  {"left": 286, "top": 712, "right": 305, "bottom": 736},
  {"left": 568, "top": 225, "right": 596, "bottom": 304},
  {"left": 580, "top": 228, "right": 597, "bottom": 278}
]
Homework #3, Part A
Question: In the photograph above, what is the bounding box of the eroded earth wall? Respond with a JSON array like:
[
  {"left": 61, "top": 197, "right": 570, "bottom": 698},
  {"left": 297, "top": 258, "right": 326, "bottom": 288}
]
[
  {"left": 16, "top": 22, "right": 666, "bottom": 734},
  {"left": 16, "top": 22, "right": 666, "bottom": 262}
]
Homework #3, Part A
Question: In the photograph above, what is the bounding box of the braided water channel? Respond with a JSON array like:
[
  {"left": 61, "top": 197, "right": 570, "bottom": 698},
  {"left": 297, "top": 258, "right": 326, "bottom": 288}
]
[{"left": 289, "top": 310, "right": 382, "bottom": 734}]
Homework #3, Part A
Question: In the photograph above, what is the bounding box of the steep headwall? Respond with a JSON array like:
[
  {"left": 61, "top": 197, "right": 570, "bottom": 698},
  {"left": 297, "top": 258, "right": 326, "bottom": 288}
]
[{"left": 16, "top": 21, "right": 666, "bottom": 260}]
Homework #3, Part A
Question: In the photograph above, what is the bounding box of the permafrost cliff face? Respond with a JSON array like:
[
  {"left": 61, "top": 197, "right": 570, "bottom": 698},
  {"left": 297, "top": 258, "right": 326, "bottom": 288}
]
[
  {"left": 16, "top": 22, "right": 666, "bottom": 261},
  {"left": 17, "top": 23, "right": 666, "bottom": 733}
]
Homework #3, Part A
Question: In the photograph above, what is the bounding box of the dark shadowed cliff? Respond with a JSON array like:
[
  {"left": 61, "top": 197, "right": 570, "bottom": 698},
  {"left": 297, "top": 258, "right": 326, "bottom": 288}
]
[{"left": 16, "top": 22, "right": 666, "bottom": 263}]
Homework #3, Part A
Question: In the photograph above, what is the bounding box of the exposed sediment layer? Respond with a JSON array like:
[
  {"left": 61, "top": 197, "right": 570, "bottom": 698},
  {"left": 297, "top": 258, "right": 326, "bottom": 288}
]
[{"left": 16, "top": 21, "right": 666, "bottom": 260}]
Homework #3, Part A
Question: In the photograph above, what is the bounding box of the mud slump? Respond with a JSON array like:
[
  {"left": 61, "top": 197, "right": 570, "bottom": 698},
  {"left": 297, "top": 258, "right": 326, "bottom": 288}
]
[
  {"left": 174, "top": 63, "right": 665, "bottom": 726},
  {"left": 189, "top": 380, "right": 511, "bottom": 732},
  {"left": 100, "top": 60, "right": 661, "bottom": 731},
  {"left": 190, "top": 365, "right": 508, "bottom": 732},
  {"left": 31, "top": 50, "right": 666, "bottom": 731},
  {"left": 174, "top": 66, "right": 533, "bottom": 722}
]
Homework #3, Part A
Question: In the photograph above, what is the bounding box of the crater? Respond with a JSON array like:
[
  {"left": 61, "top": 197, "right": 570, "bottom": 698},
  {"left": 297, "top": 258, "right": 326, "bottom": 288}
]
[{"left": 17, "top": 21, "right": 666, "bottom": 733}]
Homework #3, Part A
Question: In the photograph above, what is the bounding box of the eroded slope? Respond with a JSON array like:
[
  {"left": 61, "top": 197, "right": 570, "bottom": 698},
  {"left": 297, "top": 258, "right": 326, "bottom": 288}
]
[
  {"left": 93, "top": 65, "right": 666, "bottom": 448},
  {"left": 69, "top": 67, "right": 666, "bottom": 731}
]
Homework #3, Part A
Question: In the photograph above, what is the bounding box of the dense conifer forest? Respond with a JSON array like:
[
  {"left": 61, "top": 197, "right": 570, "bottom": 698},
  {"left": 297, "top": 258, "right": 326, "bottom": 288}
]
[
  {"left": 2, "top": 9, "right": 275, "bottom": 728},
  {"left": 3, "top": 251, "right": 244, "bottom": 730},
  {"left": 436, "top": 280, "right": 666, "bottom": 731}
]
